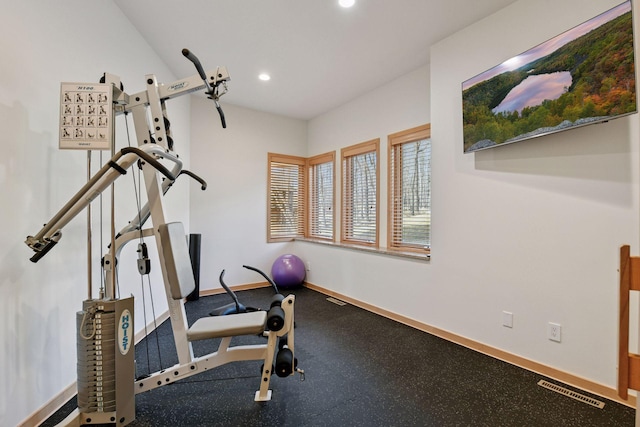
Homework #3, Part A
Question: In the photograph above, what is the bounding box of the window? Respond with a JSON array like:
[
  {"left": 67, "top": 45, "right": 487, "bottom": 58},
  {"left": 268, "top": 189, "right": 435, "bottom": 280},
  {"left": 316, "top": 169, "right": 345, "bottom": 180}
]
[
  {"left": 388, "top": 124, "right": 431, "bottom": 254},
  {"left": 307, "top": 152, "right": 335, "bottom": 240},
  {"left": 267, "top": 153, "right": 306, "bottom": 242},
  {"left": 341, "top": 139, "right": 380, "bottom": 247}
]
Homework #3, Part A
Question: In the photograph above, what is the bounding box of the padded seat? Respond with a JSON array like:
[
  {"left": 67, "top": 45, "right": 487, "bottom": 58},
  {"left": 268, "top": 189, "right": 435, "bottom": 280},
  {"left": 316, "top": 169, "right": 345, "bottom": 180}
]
[{"left": 187, "top": 311, "right": 267, "bottom": 341}]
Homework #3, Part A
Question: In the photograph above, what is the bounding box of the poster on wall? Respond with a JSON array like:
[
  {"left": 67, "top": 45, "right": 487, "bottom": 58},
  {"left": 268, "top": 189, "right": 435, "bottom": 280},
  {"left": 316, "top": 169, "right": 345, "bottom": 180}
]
[{"left": 59, "top": 82, "right": 113, "bottom": 150}]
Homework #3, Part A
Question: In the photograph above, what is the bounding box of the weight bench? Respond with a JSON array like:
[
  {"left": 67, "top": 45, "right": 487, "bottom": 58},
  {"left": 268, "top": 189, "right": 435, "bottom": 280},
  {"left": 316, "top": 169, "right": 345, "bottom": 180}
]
[
  {"left": 132, "top": 221, "right": 296, "bottom": 401},
  {"left": 187, "top": 311, "right": 267, "bottom": 341}
]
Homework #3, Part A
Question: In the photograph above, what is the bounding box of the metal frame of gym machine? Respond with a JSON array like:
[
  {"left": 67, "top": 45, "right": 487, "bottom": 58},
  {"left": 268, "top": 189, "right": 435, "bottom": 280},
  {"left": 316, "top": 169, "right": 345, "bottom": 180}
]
[{"left": 25, "top": 50, "right": 301, "bottom": 426}]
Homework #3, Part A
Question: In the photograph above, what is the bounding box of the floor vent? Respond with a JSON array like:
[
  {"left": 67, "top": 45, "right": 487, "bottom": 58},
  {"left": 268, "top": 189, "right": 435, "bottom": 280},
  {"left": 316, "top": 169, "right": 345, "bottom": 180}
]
[
  {"left": 537, "top": 380, "right": 605, "bottom": 409},
  {"left": 326, "top": 297, "right": 347, "bottom": 306}
]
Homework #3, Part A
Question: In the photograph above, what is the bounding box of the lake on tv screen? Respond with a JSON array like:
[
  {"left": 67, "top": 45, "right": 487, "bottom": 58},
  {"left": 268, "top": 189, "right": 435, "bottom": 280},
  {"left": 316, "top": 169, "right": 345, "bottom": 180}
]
[{"left": 492, "top": 72, "right": 572, "bottom": 115}]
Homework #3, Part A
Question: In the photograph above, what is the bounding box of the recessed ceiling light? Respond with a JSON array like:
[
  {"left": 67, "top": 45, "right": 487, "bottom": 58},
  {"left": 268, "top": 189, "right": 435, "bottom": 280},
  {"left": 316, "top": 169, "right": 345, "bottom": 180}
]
[
  {"left": 339, "top": 0, "right": 355, "bottom": 8},
  {"left": 258, "top": 73, "right": 271, "bottom": 81}
]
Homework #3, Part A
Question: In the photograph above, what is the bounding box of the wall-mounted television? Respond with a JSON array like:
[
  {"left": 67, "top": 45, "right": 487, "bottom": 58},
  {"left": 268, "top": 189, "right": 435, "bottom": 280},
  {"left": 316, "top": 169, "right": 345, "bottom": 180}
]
[{"left": 462, "top": 0, "right": 636, "bottom": 153}]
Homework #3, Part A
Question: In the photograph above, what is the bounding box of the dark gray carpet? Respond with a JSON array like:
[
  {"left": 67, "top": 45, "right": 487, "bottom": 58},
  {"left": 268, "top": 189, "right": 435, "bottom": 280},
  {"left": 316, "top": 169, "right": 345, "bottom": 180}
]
[{"left": 43, "top": 286, "right": 634, "bottom": 426}]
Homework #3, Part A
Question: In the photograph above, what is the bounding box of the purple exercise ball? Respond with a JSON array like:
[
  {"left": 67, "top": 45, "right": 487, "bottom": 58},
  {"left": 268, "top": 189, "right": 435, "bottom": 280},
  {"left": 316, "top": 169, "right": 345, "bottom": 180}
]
[{"left": 271, "top": 254, "right": 306, "bottom": 288}]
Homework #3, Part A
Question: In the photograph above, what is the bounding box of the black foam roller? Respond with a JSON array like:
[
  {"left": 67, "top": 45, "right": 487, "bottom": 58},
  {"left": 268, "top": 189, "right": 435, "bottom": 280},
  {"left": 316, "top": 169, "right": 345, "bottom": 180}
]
[
  {"left": 270, "top": 293, "right": 285, "bottom": 308},
  {"left": 275, "top": 347, "right": 293, "bottom": 377},
  {"left": 187, "top": 234, "right": 201, "bottom": 301},
  {"left": 267, "top": 306, "right": 285, "bottom": 331}
]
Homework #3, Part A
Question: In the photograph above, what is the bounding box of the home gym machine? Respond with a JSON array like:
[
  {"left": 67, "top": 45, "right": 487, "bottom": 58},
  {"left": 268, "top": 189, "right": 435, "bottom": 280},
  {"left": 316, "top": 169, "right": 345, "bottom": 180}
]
[{"left": 25, "top": 49, "right": 302, "bottom": 426}]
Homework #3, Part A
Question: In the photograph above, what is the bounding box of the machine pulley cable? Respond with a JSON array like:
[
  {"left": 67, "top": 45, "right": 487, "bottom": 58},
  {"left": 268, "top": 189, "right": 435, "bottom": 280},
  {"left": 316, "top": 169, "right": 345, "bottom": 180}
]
[{"left": 124, "top": 112, "right": 166, "bottom": 376}]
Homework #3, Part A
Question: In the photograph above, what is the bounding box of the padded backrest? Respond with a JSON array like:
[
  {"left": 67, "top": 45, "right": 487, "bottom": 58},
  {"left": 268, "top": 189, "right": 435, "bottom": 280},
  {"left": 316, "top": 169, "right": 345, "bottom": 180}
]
[{"left": 158, "top": 222, "right": 196, "bottom": 300}]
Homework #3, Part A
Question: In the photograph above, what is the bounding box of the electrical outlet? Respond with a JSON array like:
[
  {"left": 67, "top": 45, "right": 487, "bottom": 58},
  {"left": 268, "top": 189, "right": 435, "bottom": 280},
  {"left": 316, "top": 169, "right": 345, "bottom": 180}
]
[
  {"left": 548, "top": 322, "right": 561, "bottom": 342},
  {"left": 306, "top": 262, "right": 311, "bottom": 272},
  {"left": 502, "top": 311, "right": 513, "bottom": 328}
]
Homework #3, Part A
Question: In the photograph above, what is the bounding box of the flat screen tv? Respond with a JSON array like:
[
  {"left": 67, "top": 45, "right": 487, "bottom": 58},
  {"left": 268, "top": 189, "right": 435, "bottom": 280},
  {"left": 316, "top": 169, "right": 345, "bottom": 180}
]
[{"left": 462, "top": 0, "right": 636, "bottom": 153}]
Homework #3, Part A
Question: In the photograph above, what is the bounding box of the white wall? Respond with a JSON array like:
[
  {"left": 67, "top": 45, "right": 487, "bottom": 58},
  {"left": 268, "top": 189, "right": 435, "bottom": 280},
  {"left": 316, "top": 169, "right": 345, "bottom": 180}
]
[
  {"left": 302, "top": 0, "right": 640, "bottom": 394},
  {"left": 0, "top": 1, "right": 190, "bottom": 425},
  {"left": 299, "top": 64, "right": 432, "bottom": 316},
  {"left": 190, "top": 100, "right": 307, "bottom": 290},
  {"left": 430, "top": 0, "right": 640, "bottom": 386},
  {"left": 306, "top": 65, "right": 430, "bottom": 247}
]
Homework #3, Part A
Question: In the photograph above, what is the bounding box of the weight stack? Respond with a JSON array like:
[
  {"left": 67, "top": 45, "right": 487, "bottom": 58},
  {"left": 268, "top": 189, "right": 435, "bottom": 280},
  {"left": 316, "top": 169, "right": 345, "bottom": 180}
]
[{"left": 76, "top": 297, "right": 135, "bottom": 425}]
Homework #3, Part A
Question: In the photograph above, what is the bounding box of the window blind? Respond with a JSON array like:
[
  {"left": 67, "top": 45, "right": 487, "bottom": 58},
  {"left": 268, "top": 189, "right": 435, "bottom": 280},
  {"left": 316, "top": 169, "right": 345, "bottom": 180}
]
[
  {"left": 341, "top": 139, "right": 379, "bottom": 246},
  {"left": 389, "top": 124, "right": 431, "bottom": 252},
  {"left": 268, "top": 153, "right": 305, "bottom": 241},
  {"left": 308, "top": 152, "right": 335, "bottom": 240}
]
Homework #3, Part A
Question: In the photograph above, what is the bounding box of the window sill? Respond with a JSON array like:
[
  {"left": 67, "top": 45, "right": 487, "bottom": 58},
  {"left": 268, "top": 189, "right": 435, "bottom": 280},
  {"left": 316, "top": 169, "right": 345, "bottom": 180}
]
[{"left": 294, "top": 237, "right": 430, "bottom": 261}]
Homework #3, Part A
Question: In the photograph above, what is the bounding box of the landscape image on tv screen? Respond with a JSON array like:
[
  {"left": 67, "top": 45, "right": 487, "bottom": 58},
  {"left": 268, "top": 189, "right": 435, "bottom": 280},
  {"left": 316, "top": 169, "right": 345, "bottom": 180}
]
[{"left": 462, "top": 0, "right": 636, "bottom": 153}]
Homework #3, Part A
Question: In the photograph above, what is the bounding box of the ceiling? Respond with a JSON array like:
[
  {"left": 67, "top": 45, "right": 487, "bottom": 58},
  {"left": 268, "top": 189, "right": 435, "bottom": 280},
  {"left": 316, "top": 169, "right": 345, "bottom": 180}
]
[{"left": 114, "top": 0, "right": 517, "bottom": 120}]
